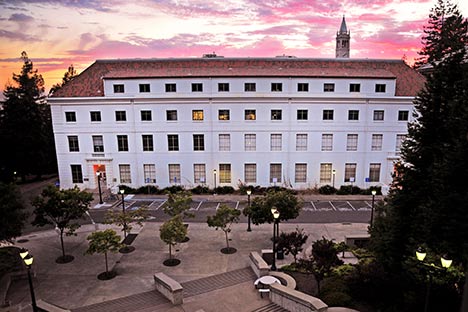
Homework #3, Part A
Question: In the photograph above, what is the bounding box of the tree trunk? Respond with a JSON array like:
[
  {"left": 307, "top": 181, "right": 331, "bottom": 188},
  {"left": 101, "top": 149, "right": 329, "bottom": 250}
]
[
  {"left": 104, "top": 252, "right": 108, "bottom": 274},
  {"left": 60, "top": 228, "right": 66, "bottom": 258},
  {"left": 224, "top": 231, "right": 230, "bottom": 249},
  {"left": 169, "top": 244, "right": 172, "bottom": 259}
]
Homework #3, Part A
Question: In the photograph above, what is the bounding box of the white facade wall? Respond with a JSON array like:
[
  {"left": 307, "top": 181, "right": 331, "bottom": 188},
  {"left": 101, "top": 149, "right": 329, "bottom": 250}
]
[{"left": 50, "top": 76, "right": 412, "bottom": 191}]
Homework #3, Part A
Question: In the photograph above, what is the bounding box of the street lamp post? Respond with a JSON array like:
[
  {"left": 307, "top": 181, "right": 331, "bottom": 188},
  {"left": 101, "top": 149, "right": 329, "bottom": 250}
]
[
  {"left": 20, "top": 249, "right": 37, "bottom": 312},
  {"left": 332, "top": 169, "right": 336, "bottom": 189},
  {"left": 246, "top": 189, "right": 252, "bottom": 232},
  {"left": 271, "top": 209, "right": 280, "bottom": 271},
  {"left": 213, "top": 169, "right": 217, "bottom": 193},
  {"left": 96, "top": 172, "right": 103, "bottom": 204},
  {"left": 370, "top": 189, "right": 376, "bottom": 227},
  {"left": 416, "top": 247, "right": 452, "bottom": 312},
  {"left": 120, "top": 189, "right": 127, "bottom": 239}
]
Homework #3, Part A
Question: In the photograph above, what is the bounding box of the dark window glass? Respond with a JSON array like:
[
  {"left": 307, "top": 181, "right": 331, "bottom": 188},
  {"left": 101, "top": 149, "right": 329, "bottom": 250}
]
[
  {"left": 113, "top": 84, "right": 124, "bottom": 93},
  {"left": 65, "top": 112, "right": 76, "bottom": 122},
  {"left": 218, "top": 110, "right": 230, "bottom": 120},
  {"left": 71, "top": 165, "right": 83, "bottom": 183},
  {"left": 193, "top": 134, "right": 205, "bottom": 151},
  {"left": 168, "top": 135, "right": 179, "bottom": 151},
  {"left": 117, "top": 135, "right": 129, "bottom": 151},
  {"left": 324, "top": 83, "right": 335, "bottom": 92},
  {"left": 350, "top": 83, "right": 361, "bottom": 92},
  {"left": 115, "top": 111, "right": 126, "bottom": 121},
  {"left": 165, "top": 83, "right": 176, "bottom": 92},
  {"left": 141, "top": 110, "right": 152, "bottom": 121},
  {"left": 68, "top": 136, "right": 79, "bottom": 152},
  {"left": 398, "top": 110, "right": 409, "bottom": 121},
  {"left": 297, "top": 83, "right": 309, "bottom": 92},
  {"left": 373, "top": 110, "right": 384, "bottom": 121},
  {"left": 90, "top": 111, "right": 101, "bottom": 122},
  {"left": 139, "top": 84, "right": 150, "bottom": 92},
  {"left": 192, "top": 83, "right": 203, "bottom": 92},
  {"left": 297, "top": 109, "right": 308, "bottom": 120},
  {"left": 271, "top": 110, "right": 282, "bottom": 120},
  {"left": 245, "top": 83, "right": 256, "bottom": 92},
  {"left": 271, "top": 83, "right": 282, "bottom": 92},
  {"left": 323, "top": 110, "right": 334, "bottom": 120},
  {"left": 142, "top": 135, "right": 154, "bottom": 151},
  {"left": 166, "top": 110, "right": 177, "bottom": 121},
  {"left": 218, "top": 83, "right": 230, "bottom": 92},
  {"left": 348, "top": 110, "right": 359, "bottom": 120},
  {"left": 375, "top": 84, "right": 386, "bottom": 93}
]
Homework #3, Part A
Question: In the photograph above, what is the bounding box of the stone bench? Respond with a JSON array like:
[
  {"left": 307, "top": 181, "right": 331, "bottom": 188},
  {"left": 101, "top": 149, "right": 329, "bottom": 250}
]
[
  {"left": 270, "top": 283, "right": 328, "bottom": 312},
  {"left": 249, "top": 251, "right": 269, "bottom": 278},
  {"left": 154, "top": 272, "right": 183, "bottom": 305}
]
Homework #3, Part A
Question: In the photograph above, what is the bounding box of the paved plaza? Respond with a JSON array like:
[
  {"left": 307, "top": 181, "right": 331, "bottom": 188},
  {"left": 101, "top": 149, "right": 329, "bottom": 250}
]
[{"left": 3, "top": 221, "right": 368, "bottom": 312}]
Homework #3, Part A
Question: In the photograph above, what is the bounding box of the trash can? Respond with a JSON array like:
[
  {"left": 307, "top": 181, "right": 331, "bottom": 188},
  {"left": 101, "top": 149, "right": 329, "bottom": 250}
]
[{"left": 277, "top": 250, "right": 284, "bottom": 260}]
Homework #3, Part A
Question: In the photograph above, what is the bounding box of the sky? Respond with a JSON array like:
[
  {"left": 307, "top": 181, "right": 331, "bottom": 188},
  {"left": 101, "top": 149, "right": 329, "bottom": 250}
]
[{"left": 0, "top": 0, "right": 467, "bottom": 95}]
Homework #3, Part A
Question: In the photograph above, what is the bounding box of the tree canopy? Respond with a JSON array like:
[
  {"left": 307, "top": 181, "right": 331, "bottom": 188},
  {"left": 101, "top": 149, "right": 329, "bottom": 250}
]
[
  {"left": 0, "top": 183, "right": 26, "bottom": 242},
  {"left": 49, "top": 64, "right": 76, "bottom": 95},
  {"left": 0, "top": 52, "right": 56, "bottom": 182},
  {"left": 247, "top": 189, "right": 302, "bottom": 225},
  {"left": 207, "top": 204, "right": 241, "bottom": 252},
  {"left": 159, "top": 215, "right": 187, "bottom": 260},
  {"left": 277, "top": 228, "right": 308, "bottom": 264},
  {"left": 371, "top": 0, "right": 468, "bottom": 269}
]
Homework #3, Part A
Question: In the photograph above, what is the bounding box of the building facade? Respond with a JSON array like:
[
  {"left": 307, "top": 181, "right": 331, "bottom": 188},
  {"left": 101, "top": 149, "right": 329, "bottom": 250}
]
[{"left": 49, "top": 57, "right": 425, "bottom": 192}]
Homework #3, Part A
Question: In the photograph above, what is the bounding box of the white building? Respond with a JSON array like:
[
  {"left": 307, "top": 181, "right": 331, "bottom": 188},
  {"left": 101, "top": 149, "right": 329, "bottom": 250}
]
[{"left": 49, "top": 55, "right": 425, "bottom": 192}]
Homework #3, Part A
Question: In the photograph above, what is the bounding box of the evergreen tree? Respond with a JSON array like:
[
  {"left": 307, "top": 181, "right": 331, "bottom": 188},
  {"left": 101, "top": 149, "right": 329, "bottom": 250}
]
[
  {"left": 49, "top": 64, "right": 76, "bottom": 95},
  {"left": 0, "top": 183, "right": 27, "bottom": 242},
  {"left": 0, "top": 52, "right": 56, "bottom": 182},
  {"left": 371, "top": 0, "right": 468, "bottom": 270}
]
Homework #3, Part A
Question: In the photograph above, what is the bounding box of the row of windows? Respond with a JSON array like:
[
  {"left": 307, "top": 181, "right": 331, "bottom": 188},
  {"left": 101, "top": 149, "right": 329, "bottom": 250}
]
[
  {"left": 65, "top": 109, "right": 410, "bottom": 123},
  {"left": 112, "top": 82, "right": 387, "bottom": 94},
  {"left": 70, "top": 162, "right": 382, "bottom": 185},
  {"left": 67, "top": 133, "right": 406, "bottom": 153}
]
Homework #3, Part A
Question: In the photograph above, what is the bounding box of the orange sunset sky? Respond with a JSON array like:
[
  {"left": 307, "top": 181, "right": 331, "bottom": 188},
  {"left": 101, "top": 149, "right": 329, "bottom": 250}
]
[{"left": 1, "top": 0, "right": 467, "bottom": 96}]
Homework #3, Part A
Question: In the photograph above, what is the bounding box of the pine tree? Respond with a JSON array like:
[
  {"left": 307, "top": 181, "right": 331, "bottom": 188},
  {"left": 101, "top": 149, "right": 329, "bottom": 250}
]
[
  {"left": 0, "top": 52, "right": 56, "bottom": 182},
  {"left": 371, "top": 0, "right": 468, "bottom": 270}
]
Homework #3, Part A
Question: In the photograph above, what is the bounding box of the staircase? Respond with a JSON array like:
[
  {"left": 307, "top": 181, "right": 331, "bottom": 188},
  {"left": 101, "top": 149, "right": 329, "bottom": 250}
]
[{"left": 252, "top": 302, "right": 289, "bottom": 312}]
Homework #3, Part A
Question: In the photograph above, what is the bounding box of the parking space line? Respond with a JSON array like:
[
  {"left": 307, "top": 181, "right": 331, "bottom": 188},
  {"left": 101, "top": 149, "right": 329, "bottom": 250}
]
[
  {"left": 235, "top": 201, "right": 240, "bottom": 210},
  {"left": 190, "top": 201, "right": 203, "bottom": 211},
  {"left": 329, "top": 201, "right": 337, "bottom": 211},
  {"left": 346, "top": 201, "right": 356, "bottom": 211},
  {"left": 215, "top": 203, "right": 221, "bottom": 210},
  {"left": 310, "top": 201, "right": 317, "bottom": 211},
  {"left": 155, "top": 200, "right": 167, "bottom": 210},
  {"left": 365, "top": 201, "right": 372, "bottom": 208}
]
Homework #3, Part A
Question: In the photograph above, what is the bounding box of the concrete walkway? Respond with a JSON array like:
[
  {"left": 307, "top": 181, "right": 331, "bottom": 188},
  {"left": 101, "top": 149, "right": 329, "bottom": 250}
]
[{"left": 3, "top": 222, "right": 368, "bottom": 312}]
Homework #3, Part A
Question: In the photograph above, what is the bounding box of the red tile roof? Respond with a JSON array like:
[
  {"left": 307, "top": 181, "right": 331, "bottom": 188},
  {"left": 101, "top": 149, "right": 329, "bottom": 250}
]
[{"left": 51, "top": 57, "right": 425, "bottom": 97}]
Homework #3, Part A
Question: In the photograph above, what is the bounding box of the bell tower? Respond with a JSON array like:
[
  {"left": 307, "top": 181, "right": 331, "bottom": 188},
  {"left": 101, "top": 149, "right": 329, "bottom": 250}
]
[{"left": 336, "top": 16, "right": 350, "bottom": 58}]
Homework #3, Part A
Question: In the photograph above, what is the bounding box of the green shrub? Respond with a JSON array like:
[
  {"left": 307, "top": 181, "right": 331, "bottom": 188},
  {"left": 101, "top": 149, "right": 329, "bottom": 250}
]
[
  {"left": 191, "top": 185, "right": 212, "bottom": 194},
  {"left": 336, "top": 185, "right": 362, "bottom": 195},
  {"left": 136, "top": 185, "right": 161, "bottom": 194},
  {"left": 362, "top": 186, "right": 382, "bottom": 195},
  {"left": 214, "top": 186, "right": 235, "bottom": 194},
  {"left": 164, "top": 185, "right": 185, "bottom": 194},
  {"left": 118, "top": 185, "right": 136, "bottom": 194},
  {"left": 318, "top": 185, "right": 337, "bottom": 194},
  {"left": 322, "top": 291, "right": 353, "bottom": 307}
]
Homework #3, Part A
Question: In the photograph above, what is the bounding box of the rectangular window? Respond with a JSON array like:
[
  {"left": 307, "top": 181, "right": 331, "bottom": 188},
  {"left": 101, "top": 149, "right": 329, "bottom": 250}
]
[
  {"left": 270, "top": 164, "right": 282, "bottom": 183},
  {"left": 115, "top": 111, "right": 126, "bottom": 122},
  {"left": 65, "top": 112, "right": 76, "bottom": 122},
  {"left": 119, "top": 164, "right": 131, "bottom": 183},
  {"left": 296, "top": 134, "right": 308, "bottom": 151},
  {"left": 168, "top": 135, "right": 179, "bottom": 151},
  {"left": 371, "top": 134, "right": 383, "bottom": 151},
  {"left": 323, "top": 109, "right": 334, "bottom": 120},
  {"left": 245, "top": 109, "right": 256, "bottom": 120},
  {"left": 90, "top": 111, "right": 101, "bottom": 122},
  {"left": 350, "top": 83, "right": 361, "bottom": 92},
  {"left": 373, "top": 110, "right": 384, "bottom": 121},
  {"left": 165, "top": 83, "right": 176, "bottom": 92},
  {"left": 324, "top": 83, "right": 335, "bottom": 92},
  {"left": 375, "top": 84, "right": 386, "bottom": 93},
  {"left": 219, "top": 134, "right": 230, "bottom": 151},
  {"left": 139, "top": 84, "right": 150, "bottom": 93},
  {"left": 348, "top": 110, "right": 359, "bottom": 121},
  {"left": 396, "top": 134, "right": 406, "bottom": 153},
  {"left": 219, "top": 164, "right": 231, "bottom": 183},
  {"left": 347, "top": 134, "right": 358, "bottom": 151},
  {"left": 92, "top": 135, "right": 104, "bottom": 152},
  {"left": 117, "top": 135, "right": 128, "bottom": 152},
  {"left": 192, "top": 110, "right": 204, "bottom": 121},
  {"left": 369, "top": 163, "right": 381, "bottom": 182},
  {"left": 344, "top": 163, "right": 357, "bottom": 182},
  {"left": 218, "top": 109, "right": 230, "bottom": 121},
  {"left": 143, "top": 164, "right": 156, "bottom": 183},
  {"left": 320, "top": 163, "right": 332, "bottom": 183},
  {"left": 192, "top": 83, "right": 203, "bottom": 92},
  {"left": 218, "top": 83, "right": 230, "bottom": 92},
  {"left": 166, "top": 110, "right": 177, "bottom": 121},
  {"left": 244, "top": 83, "right": 256, "bottom": 92},
  {"left": 193, "top": 164, "right": 206, "bottom": 183},
  {"left": 142, "top": 134, "right": 154, "bottom": 151},
  {"left": 244, "top": 164, "right": 257, "bottom": 183},
  {"left": 70, "top": 165, "right": 83, "bottom": 183},
  {"left": 398, "top": 110, "right": 409, "bottom": 121},
  {"left": 193, "top": 134, "right": 205, "bottom": 151},
  {"left": 271, "top": 109, "right": 282, "bottom": 120},
  {"left": 168, "top": 164, "right": 181, "bottom": 183},
  {"left": 141, "top": 110, "right": 152, "bottom": 121},
  {"left": 295, "top": 163, "right": 307, "bottom": 183},
  {"left": 297, "top": 109, "right": 308, "bottom": 120},
  {"left": 297, "top": 83, "right": 309, "bottom": 92},
  {"left": 271, "top": 83, "right": 282, "bottom": 92},
  {"left": 321, "top": 134, "right": 333, "bottom": 151},
  {"left": 113, "top": 84, "right": 124, "bottom": 93},
  {"left": 270, "top": 134, "right": 282, "bottom": 151},
  {"left": 68, "top": 136, "right": 79, "bottom": 152},
  {"left": 244, "top": 134, "right": 256, "bottom": 151}
]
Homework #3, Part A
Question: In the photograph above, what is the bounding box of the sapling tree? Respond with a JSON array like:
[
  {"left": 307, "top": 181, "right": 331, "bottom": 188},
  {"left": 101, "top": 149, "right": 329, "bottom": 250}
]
[
  {"left": 207, "top": 204, "right": 241, "bottom": 254},
  {"left": 86, "top": 229, "right": 123, "bottom": 280},
  {"left": 159, "top": 215, "right": 187, "bottom": 266},
  {"left": 277, "top": 228, "right": 308, "bottom": 264}
]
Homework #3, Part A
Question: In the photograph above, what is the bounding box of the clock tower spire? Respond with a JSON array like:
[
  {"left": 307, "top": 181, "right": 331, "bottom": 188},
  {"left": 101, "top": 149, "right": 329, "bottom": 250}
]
[{"left": 336, "top": 16, "right": 350, "bottom": 58}]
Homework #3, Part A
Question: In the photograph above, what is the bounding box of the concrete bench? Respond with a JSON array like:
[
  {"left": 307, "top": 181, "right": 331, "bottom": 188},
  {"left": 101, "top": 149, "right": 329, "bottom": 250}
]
[
  {"left": 154, "top": 272, "right": 183, "bottom": 305},
  {"left": 345, "top": 234, "right": 370, "bottom": 248},
  {"left": 249, "top": 251, "right": 270, "bottom": 278},
  {"left": 270, "top": 283, "right": 328, "bottom": 312}
]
